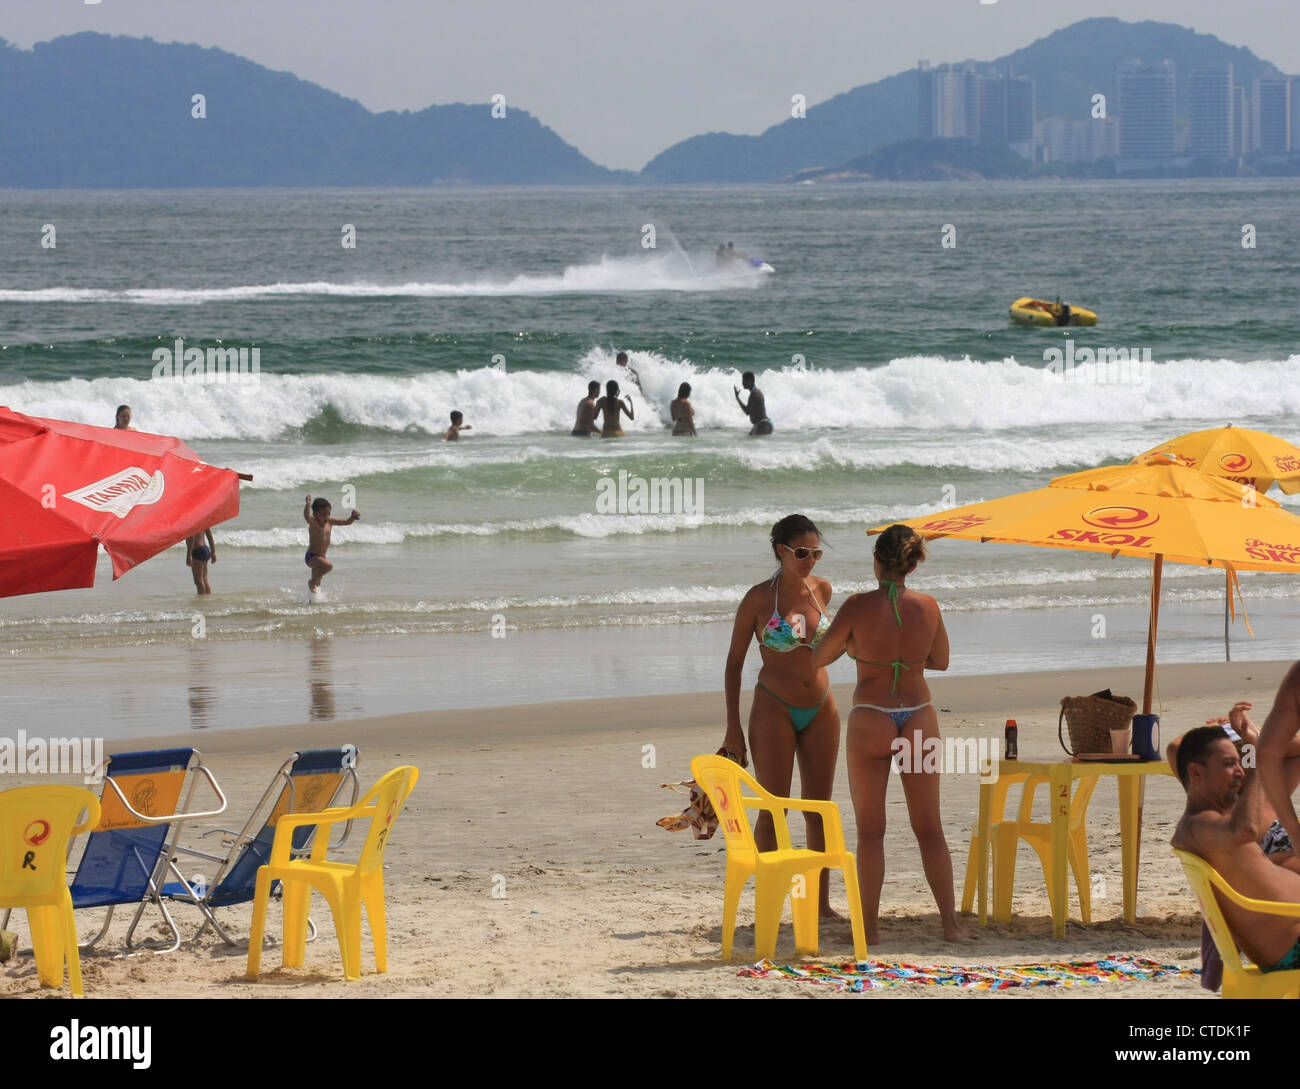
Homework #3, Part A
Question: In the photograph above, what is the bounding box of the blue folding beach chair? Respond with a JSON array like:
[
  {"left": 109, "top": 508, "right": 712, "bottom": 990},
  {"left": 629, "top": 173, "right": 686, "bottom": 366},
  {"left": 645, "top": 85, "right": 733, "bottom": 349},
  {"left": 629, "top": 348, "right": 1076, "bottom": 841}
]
[
  {"left": 154, "top": 747, "right": 360, "bottom": 945},
  {"left": 1, "top": 748, "right": 227, "bottom": 954}
]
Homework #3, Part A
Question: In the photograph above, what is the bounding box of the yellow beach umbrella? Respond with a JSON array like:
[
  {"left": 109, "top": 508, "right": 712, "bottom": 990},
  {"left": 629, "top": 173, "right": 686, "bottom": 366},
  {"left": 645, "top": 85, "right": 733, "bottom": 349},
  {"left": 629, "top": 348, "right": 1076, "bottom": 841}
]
[
  {"left": 1133, "top": 424, "right": 1300, "bottom": 496},
  {"left": 869, "top": 461, "right": 1300, "bottom": 715}
]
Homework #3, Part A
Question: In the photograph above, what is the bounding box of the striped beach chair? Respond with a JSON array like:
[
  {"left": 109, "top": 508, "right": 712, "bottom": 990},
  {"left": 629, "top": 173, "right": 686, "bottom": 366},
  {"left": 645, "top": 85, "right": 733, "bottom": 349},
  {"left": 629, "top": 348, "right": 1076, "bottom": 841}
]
[
  {"left": 156, "top": 747, "right": 360, "bottom": 945},
  {"left": 2, "top": 748, "right": 227, "bottom": 954}
]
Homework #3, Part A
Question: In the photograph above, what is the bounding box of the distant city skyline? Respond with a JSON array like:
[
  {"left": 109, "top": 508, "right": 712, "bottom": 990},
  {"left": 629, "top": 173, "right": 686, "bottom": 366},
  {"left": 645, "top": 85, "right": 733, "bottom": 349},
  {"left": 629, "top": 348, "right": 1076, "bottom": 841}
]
[{"left": 3, "top": 0, "right": 1299, "bottom": 169}]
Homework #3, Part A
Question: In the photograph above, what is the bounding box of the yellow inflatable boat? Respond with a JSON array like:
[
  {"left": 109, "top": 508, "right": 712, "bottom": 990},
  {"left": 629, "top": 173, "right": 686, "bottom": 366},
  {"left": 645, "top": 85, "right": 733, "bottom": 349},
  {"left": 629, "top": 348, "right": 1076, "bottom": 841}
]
[{"left": 1009, "top": 297, "right": 1098, "bottom": 327}]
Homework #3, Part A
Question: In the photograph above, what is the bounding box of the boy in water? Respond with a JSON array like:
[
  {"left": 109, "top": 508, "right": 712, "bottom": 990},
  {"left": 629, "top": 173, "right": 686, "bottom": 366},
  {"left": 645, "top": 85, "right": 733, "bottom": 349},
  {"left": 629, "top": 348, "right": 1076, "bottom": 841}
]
[
  {"left": 444, "top": 410, "right": 471, "bottom": 441},
  {"left": 185, "top": 529, "right": 216, "bottom": 595},
  {"left": 304, "top": 495, "right": 360, "bottom": 596}
]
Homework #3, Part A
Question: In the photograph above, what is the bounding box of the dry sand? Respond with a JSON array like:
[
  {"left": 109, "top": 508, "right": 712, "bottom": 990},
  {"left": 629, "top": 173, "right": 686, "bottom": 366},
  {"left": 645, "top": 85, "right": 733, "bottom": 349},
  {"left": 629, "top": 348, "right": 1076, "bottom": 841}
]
[{"left": 3, "top": 659, "right": 1292, "bottom": 999}]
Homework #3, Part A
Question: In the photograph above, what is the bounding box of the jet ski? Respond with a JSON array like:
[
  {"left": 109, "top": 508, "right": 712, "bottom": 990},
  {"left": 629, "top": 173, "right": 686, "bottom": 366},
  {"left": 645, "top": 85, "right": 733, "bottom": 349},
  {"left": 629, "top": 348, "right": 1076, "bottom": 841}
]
[{"left": 715, "top": 244, "right": 774, "bottom": 274}]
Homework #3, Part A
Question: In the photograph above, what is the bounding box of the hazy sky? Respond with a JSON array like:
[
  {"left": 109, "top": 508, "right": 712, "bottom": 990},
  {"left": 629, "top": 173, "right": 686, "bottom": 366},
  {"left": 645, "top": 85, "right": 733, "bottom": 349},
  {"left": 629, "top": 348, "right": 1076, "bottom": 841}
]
[{"left": 4, "top": 0, "right": 1297, "bottom": 169}]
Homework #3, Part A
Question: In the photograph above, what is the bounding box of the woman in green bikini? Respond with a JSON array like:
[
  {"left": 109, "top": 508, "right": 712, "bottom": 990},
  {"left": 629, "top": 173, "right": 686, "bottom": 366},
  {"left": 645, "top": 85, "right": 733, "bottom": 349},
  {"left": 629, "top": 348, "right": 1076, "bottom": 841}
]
[
  {"left": 813, "top": 523, "right": 960, "bottom": 942},
  {"left": 721, "top": 514, "right": 841, "bottom": 917}
]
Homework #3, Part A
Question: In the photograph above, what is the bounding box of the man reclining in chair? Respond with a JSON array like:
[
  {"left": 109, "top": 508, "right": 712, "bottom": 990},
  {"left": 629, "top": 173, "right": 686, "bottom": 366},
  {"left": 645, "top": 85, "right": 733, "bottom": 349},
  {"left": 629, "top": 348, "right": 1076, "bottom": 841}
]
[{"left": 1171, "top": 684, "right": 1300, "bottom": 976}]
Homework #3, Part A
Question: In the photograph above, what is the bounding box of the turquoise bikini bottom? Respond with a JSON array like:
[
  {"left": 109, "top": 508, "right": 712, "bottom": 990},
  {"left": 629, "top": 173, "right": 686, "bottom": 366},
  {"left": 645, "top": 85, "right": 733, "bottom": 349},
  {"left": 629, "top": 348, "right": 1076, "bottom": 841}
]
[{"left": 757, "top": 682, "right": 828, "bottom": 733}]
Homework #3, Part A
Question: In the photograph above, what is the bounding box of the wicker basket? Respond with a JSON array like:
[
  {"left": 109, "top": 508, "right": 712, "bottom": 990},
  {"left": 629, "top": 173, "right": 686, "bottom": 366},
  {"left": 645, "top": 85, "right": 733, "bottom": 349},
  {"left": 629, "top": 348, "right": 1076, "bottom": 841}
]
[{"left": 1059, "top": 691, "right": 1137, "bottom": 756}]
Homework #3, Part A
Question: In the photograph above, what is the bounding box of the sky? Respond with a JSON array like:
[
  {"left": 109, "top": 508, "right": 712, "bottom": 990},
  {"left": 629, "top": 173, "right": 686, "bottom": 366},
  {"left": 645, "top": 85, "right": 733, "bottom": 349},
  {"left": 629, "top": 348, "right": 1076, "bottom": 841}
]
[{"left": 3, "top": 0, "right": 1297, "bottom": 170}]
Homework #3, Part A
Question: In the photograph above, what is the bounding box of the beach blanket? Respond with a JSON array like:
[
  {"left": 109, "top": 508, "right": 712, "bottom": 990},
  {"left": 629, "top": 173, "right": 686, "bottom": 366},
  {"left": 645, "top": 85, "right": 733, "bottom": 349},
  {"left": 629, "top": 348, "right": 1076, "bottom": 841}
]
[{"left": 741, "top": 956, "right": 1199, "bottom": 992}]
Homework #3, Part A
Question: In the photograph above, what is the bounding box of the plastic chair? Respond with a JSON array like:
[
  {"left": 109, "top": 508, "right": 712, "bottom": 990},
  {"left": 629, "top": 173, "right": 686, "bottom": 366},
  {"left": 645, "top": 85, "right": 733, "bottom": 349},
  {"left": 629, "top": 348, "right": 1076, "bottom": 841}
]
[
  {"left": 0, "top": 749, "right": 227, "bottom": 954},
  {"left": 960, "top": 770, "right": 1042, "bottom": 913},
  {"left": 246, "top": 766, "right": 419, "bottom": 981},
  {"left": 0, "top": 785, "right": 101, "bottom": 996},
  {"left": 1174, "top": 848, "right": 1300, "bottom": 999},
  {"left": 156, "top": 747, "right": 360, "bottom": 944},
  {"left": 689, "top": 754, "right": 867, "bottom": 962},
  {"left": 991, "top": 776, "right": 1099, "bottom": 924}
]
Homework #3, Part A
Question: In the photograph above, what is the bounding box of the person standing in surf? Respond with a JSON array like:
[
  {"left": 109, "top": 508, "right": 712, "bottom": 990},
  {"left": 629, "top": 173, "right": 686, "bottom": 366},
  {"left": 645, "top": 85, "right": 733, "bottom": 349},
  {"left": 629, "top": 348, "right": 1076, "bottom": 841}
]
[
  {"left": 734, "top": 372, "right": 772, "bottom": 435},
  {"left": 572, "top": 381, "right": 601, "bottom": 437},
  {"left": 303, "top": 495, "right": 360, "bottom": 597},
  {"left": 596, "top": 380, "right": 634, "bottom": 438},
  {"left": 185, "top": 529, "right": 216, "bottom": 595},
  {"left": 720, "top": 515, "right": 841, "bottom": 917},
  {"left": 670, "top": 382, "right": 697, "bottom": 436},
  {"left": 615, "top": 351, "right": 642, "bottom": 393}
]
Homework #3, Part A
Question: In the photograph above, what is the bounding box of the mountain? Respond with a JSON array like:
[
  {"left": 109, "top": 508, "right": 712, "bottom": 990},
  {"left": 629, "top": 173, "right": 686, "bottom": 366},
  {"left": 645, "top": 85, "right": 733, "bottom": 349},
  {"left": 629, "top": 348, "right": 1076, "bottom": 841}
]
[
  {"left": 641, "top": 17, "right": 1282, "bottom": 181},
  {"left": 0, "top": 33, "right": 628, "bottom": 187}
]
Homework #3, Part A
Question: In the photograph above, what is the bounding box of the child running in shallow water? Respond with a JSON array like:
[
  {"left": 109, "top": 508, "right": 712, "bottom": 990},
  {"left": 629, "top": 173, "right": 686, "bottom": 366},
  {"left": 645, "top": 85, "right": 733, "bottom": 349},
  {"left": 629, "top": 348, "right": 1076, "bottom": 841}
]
[{"left": 303, "top": 494, "right": 359, "bottom": 597}]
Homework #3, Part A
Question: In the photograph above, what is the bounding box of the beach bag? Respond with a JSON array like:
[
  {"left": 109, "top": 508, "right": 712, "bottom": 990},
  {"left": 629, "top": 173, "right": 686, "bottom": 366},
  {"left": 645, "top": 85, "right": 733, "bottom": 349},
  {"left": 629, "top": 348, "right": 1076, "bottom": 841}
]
[{"left": 1058, "top": 689, "right": 1137, "bottom": 755}]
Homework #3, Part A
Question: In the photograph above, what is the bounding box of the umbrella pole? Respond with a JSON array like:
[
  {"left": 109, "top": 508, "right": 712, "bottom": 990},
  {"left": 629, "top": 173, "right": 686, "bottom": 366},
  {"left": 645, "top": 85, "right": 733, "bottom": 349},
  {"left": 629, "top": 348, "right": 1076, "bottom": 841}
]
[
  {"left": 1143, "top": 555, "right": 1163, "bottom": 716},
  {"left": 1135, "top": 554, "right": 1163, "bottom": 923},
  {"left": 1225, "top": 583, "right": 1231, "bottom": 663}
]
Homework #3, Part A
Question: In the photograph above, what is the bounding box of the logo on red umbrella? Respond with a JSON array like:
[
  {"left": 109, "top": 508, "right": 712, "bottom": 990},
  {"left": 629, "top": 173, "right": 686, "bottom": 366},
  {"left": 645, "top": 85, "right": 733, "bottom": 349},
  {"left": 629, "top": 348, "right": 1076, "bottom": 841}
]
[
  {"left": 24, "top": 820, "right": 50, "bottom": 847},
  {"left": 63, "top": 467, "right": 166, "bottom": 519},
  {"left": 1082, "top": 506, "right": 1160, "bottom": 530},
  {"left": 1219, "top": 453, "right": 1252, "bottom": 473}
]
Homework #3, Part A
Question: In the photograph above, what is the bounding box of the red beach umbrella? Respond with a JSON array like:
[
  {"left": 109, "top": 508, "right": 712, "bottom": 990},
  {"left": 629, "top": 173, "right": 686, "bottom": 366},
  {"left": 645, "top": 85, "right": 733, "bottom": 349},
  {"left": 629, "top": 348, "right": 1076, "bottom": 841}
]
[{"left": 0, "top": 407, "right": 241, "bottom": 598}]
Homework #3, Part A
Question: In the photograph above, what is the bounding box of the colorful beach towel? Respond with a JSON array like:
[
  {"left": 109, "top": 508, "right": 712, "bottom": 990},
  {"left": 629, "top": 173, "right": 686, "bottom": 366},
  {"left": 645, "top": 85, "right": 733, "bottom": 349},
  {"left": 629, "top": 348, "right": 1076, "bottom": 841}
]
[{"left": 741, "top": 956, "right": 1199, "bottom": 992}]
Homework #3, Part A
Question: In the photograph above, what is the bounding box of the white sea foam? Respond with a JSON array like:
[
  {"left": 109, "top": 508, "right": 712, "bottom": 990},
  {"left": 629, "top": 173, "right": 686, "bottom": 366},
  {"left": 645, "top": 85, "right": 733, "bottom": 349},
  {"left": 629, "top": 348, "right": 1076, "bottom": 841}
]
[
  {"left": 4, "top": 352, "right": 1296, "bottom": 447},
  {"left": 0, "top": 253, "right": 767, "bottom": 306}
]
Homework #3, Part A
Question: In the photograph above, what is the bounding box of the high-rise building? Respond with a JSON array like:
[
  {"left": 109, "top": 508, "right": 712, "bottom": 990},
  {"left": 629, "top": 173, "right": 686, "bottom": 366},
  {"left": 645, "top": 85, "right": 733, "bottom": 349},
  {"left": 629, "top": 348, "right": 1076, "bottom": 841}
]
[
  {"left": 1254, "top": 77, "right": 1292, "bottom": 153},
  {"left": 1189, "top": 65, "right": 1234, "bottom": 158},
  {"left": 962, "top": 69, "right": 981, "bottom": 143},
  {"left": 918, "top": 62, "right": 935, "bottom": 138},
  {"left": 1292, "top": 79, "right": 1300, "bottom": 152},
  {"left": 1039, "top": 118, "right": 1120, "bottom": 162},
  {"left": 1119, "top": 61, "right": 1176, "bottom": 161},
  {"left": 918, "top": 64, "right": 1034, "bottom": 156},
  {"left": 1233, "top": 85, "right": 1250, "bottom": 156},
  {"left": 917, "top": 62, "right": 981, "bottom": 140},
  {"left": 978, "top": 72, "right": 1035, "bottom": 157}
]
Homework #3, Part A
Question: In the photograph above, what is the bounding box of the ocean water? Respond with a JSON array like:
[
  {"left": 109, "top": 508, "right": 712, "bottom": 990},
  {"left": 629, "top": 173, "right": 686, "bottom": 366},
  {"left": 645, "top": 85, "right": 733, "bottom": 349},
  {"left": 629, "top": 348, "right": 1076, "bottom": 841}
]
[{"left": 1, "top": 180, "right": 1298, "bottom": 729}]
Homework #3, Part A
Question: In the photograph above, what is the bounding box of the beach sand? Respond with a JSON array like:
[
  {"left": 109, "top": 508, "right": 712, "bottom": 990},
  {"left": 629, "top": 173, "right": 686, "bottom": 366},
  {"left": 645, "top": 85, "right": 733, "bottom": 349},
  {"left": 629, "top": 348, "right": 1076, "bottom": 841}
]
[{"left": 2, "top": 659, "right": 1290, "bottom": 1000}]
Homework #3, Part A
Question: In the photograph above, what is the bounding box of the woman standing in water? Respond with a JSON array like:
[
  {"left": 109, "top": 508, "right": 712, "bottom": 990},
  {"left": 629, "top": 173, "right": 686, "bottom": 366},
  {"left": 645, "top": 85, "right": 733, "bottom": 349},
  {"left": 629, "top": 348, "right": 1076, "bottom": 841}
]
[
  {"left": 813, "top": 523, "right": 960, "bottom": 942},
  {"left": 596, "top": 380, "right": 634, "bottom": 438},
  {"left": 720, "top": 514, "right": 840, "bottom": 916}
]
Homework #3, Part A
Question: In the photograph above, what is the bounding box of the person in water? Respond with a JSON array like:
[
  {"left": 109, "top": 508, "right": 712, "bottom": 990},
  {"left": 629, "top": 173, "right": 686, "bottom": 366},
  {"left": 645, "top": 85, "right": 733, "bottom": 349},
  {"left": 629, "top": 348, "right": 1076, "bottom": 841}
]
[
  {"left": 114, "top": 404, "right": 135, "bottom": 430},
  {"left": 721, "top": 514, "right": 841, "bottom": 917},
  {"left": 303, "top": 494, "right": 360, "bottom": 597},
  {"left": 185, "top": 529, "right": 216, "bottom": 595},
  {"left": 734, "top": 372, "right": 772, "bottom": 435},
  {"left": 812, "top": 523, "right": 960, "bottom": 942},
  {"left": 670, "top": 382, "right": 697, "bottom": 436},
  {"left": 596, "top": 379, "right": 634, "bottom": 438},
  {"left": 615, "top": 351, "right": 642, "bottom": 393},
  {"left": 443, "top": 410, "right": 471, "bottom": 441},
  {"left": 573, "top": 381, "right": 601, "bottom": 437}
]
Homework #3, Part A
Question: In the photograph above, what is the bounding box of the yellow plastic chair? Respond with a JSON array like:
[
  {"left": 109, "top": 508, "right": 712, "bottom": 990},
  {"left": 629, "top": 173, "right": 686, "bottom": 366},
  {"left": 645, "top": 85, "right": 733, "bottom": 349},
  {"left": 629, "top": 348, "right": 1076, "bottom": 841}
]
[
  {"left": 1174, "top": 848, "right": 1300, "bottom": 999},
  {"left": 991, "top": 776, "right": 1099, "bottom": 923},
  {"left": 0, "top": 785, "right": 101, "bottom": 996},
  {"left": 960, "top": 770, "right": 1042, "bottom": 913},
  {"left": 246, "top": 766, "right": 418, "bottom": 981},
  {"left": 689, "top": 755, "right": 867, "bottom": 962}
]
